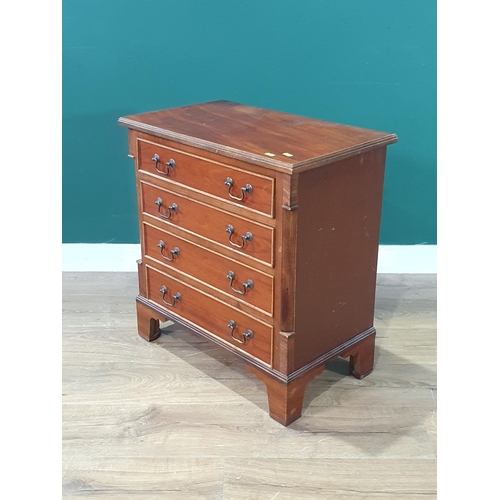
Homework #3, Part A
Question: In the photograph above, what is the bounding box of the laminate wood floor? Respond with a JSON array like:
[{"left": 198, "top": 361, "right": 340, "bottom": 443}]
[{"left": 62, "top": 273, "right": 437, "bottom": 499}]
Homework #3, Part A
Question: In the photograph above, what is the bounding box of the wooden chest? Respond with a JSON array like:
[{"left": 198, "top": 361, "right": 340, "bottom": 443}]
[{"left": 118, "top": 100, "right": 397, "bottom": 425}]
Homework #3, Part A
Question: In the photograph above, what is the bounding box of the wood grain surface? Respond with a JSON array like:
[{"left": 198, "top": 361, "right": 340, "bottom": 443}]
[
  {"left": 143, "top": 222, "right": 274, "bottom": 316},
  {"left": 63, "top": 272, "right": 436, "bottom": 499},
  {"left": 119, "top": 101, "right": 397, "bottom": 173},
  {"left": 141, "top": 180, "right": 274, "bottom": 266},
  {"left": 137, "top": 137, "right": 275, "bottom": 217},
  {"left": 144, "top": 265, "right": 273, "bottom": 365}
]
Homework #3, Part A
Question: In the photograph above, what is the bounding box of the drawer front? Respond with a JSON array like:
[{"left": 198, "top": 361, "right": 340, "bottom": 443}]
[
  {"left": 141, "top": 181, "right": 274, "bottom": 266},
  {"left": 146, "top": 265, "right": 272, "bottom": 364},
  {"left": 138, "top": 138, "right": 275, "bottom": 217},
  {"left": 143, "top": 223, "right": 273, "bottom": 315}
]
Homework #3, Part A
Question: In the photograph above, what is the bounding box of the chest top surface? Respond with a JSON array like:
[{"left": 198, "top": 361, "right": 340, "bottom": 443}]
[{"left": 119, "top": 100, "right": 397, "bottom": 173}]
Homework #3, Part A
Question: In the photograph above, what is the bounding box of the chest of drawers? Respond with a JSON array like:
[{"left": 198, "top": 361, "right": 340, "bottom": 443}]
[{"left": 118, "top": 101, "right": 397, "bottom": 425}]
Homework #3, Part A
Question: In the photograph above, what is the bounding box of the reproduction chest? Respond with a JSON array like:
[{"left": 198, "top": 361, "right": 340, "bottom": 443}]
[{"left": 118, "top": 101, "right": 397, "bottom": 425}]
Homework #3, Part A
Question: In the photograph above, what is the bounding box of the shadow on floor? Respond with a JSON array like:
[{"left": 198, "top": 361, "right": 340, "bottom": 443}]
[{"left": 152, "top": 320, "right": 435, "bottom": 456}]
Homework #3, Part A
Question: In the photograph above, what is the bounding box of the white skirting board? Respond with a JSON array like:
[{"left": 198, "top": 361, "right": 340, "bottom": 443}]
[{"left": 62, "top": 244, "right": 437, "bottom": 273}]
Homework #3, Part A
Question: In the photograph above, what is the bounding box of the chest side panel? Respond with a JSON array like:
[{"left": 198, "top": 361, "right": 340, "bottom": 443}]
[{"left": 293, "top": 148, "right": 387, "bottom": 369}]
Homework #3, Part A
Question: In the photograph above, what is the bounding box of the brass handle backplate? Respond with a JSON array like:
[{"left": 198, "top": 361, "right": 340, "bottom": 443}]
[
  {"left": 227, "top": 320, "right": 254, "bottom": 345},
  {"left": 160, "top": 285, "right": 181, "bottom": 307},
  {"left": 227, "top": 271, "right": 254, "bottom": 295},
  {"left": 224, "top": 177, "right": 253, "bottom": 201},
  {"left": 225, "top": 224, "right": 253, "bottom": 249},
  {"left": 155, "top": 197, "right": 178, "bottom": 220},
  {"left": 152, "top": 153, "right": 176, "bottom": 176},
  {"left": 158, "top": 240, "right": 180, "bottom": 262}
]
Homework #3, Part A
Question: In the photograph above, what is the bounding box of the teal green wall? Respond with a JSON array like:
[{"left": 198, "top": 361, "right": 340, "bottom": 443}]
[{"left": 63, "top": 0, "right": 436, "bottom": 245}]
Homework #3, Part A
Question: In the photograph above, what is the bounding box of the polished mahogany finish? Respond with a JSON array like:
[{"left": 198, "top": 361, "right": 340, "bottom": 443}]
[
  {"left": 137, "top": 137, "right": 275, "bottom": 217},
  {"left": 146, "top": 265, "right": 273, "bottom": 364},
  {"left": 120, "top": 100, "right": 397, "bottom": 173},
  {"left": 143, "top": 222, "right": 274, "bottom": 315},
  {"left": 246, "top": 364, "right": 326, "bottom": 426},
  {"left": 119, "top": 100, "right": 397, "bottom": 425},
  {"left": 141, "top": 181, "right": 274, "bottom": 266}
]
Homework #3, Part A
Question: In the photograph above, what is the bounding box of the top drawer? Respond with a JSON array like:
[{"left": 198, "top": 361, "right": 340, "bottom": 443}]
[{"left": 137, "top": 138, "right": 275, "bottom": 217}]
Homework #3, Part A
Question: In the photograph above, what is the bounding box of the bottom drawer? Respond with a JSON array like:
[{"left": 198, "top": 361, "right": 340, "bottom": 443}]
[{"left": 146, "top": 265, "right": 272, "bottom": 365}]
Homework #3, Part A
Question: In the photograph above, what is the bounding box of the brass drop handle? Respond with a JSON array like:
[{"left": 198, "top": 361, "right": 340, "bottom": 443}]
[
  {"left": 225, "top": 224, "right": 253, "bottom": 249},
  {"left": 160, "top": 285, "right": 181, "bottom": 307},
  {"left": 155, "top": 197, "right": 178, "bottom": 220},
  {"left": 227, "top": 320, "right": 254, "bottom": 345},
  {"left": 158, "top": 240, "right": 180, "bottom": 262},
  {"left": 227, "top": 271, "right": 253, "bottom": 295},
  {"left": 152, "top": 153, "right": 176, "bottom": 175},
  {"left": 224, "top": 177, "right": 253, "bottom": 201}
]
